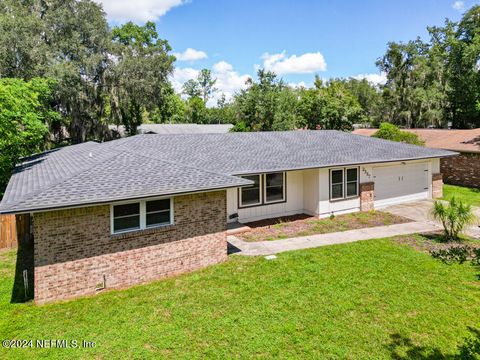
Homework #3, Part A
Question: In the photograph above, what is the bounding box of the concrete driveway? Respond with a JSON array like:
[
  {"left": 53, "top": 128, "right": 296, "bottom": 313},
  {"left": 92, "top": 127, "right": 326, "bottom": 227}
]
[{"left": 382, "top": 200, "right": 480, "bottom": 239}]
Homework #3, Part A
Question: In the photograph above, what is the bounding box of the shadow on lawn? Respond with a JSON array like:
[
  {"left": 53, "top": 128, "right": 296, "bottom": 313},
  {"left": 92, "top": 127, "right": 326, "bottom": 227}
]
[
  {"left": 387, "top": 328, "right": 480, "bottom": 359},
  {"left": 10, "top": 234, "right": 34, "bottom": 303}
]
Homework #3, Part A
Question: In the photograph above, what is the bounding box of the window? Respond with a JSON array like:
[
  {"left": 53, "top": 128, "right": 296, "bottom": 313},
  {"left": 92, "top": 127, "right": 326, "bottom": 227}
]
[
  {"left": 265, "top": 172, "right": 285, "bottom": 203},
  {"left": 112, "top": 198, "right": 173, "bottom": 234},
  {"left": 240, "top": 175, "right": 262, "bottom": 206},
  {"left": 346, "top": 168, "right": 358, "bottom": 197},
  {"left": 239, "top": 172, "right": 286, "bottom": 207},
  {"left": 330, "top": 167, "right": 359, "bottom": 200},
  {"left": 330, "top": 169, "right": 344, "bottom": 199},
  {"left": 113, "top": 203, "right": 140, "bottom": 232},
  {"left": 146, "top": 199, "right": 171, "bottom": 227}
]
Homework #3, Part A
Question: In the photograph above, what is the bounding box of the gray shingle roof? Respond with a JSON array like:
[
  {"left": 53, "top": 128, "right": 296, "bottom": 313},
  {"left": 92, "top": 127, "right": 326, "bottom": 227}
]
[{"left": 0, "top": 130, "right": 456, "bottom": 214}]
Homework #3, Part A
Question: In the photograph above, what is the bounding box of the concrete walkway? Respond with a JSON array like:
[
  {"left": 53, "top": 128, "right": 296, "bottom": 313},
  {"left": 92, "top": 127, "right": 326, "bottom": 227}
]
[
  {"left": 383, "top": 200, "right": 480, "bottom": 239},
  {"left": 227, "top": 221, "right": 440, "bottom": 256}
]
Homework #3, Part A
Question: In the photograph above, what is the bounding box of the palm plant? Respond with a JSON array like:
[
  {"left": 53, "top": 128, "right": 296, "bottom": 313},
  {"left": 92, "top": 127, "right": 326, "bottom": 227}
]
[{"left": 431, "top": 197, "right": 476, "bottom": 242}]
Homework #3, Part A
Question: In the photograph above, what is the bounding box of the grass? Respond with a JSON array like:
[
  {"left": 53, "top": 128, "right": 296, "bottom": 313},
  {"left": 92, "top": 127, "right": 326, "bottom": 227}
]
[
  {"left": 1, "top": 237, "right": 479, "bottom": 359},
  {"left": 442, "top": 184, "right": 480, "bottom": 207},
  {"left": 240, "top": 211, "right": 410, "bottom": 242}
]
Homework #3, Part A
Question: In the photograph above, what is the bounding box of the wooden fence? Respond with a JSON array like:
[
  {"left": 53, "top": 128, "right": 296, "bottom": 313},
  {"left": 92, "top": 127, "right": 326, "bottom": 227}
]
[{"left": 0, "top": 214, "right": 30, "bottom": 249}]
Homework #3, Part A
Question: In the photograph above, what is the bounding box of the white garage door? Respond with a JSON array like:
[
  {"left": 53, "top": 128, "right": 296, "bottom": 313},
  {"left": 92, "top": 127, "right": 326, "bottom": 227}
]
[{"left": 374, "top": 162, "right": 429, "bottom": 208}]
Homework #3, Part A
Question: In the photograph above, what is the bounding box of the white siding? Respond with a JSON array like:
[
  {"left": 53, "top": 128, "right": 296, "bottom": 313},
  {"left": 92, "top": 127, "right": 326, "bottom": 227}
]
[
  {"left": 226, "top": 158, "right": 440, "bottom": 223},
  {"left": 318, "top": 168, "right": 360, "bottom": 217},
  {"left": 227, "top": 171, "right": 305, "bottom": 223},
  {"left": 303, "top": 169, "right": 319, "bottom": 216}
]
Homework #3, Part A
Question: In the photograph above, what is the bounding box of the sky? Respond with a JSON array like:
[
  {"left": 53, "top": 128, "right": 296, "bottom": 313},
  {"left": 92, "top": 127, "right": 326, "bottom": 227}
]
[{"left": 95, "top": 0, "right": 474, "bottom": 105}]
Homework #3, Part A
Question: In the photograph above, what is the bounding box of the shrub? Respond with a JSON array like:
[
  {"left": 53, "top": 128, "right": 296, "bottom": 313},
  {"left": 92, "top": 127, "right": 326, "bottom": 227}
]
[
  {"left": 372, "top": 123, "right": 425, "bottom": 146},
  {"left": 431, "top": 197, "right": 476, "bottom": 242},
  {"left": 430, "top": 245, "right": 472, "bottom": 264}
]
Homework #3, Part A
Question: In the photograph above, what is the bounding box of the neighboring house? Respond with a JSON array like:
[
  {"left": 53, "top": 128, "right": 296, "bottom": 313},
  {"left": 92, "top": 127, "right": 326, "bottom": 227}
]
[
  {"left": 108, "top": 123, "right": 234, "bottom": 137},
  {"left": 353, "top": 128, "right": 480, "bottom": 188},
  {"left": 0, "top": 131, "right": 455, "bottom": 303}
]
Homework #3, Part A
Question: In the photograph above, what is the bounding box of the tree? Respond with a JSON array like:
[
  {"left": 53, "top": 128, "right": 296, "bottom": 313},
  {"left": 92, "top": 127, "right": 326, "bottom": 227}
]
[
  {"left": 0, "top": 0, "right": 112, "bottom": 143},
  {"left": 0, "top": 78, "right": 59, "bottom": 195},
  {"left": 182, "top": 79, "right": 201, "bottom": 99},
  {"left": 431, "top": 197, "right": 476, "bottom": 241},
  {"left": 185, "top": 97, "right": 207, "bottom": 123},
  {"left": 197, "top": 69, "right": 217, "bottom": 103},
  {"left": 233, "top": 69, "right": 300, "bottom": 131},
  {"left": 297, "top": 78, "right": 362, "bottom": 130},
  {"left": 373, "top": 123, "right": 424, "bottom": 145},
  {"left": 109, "top": 21, "right": 175, "bottom": 135}
]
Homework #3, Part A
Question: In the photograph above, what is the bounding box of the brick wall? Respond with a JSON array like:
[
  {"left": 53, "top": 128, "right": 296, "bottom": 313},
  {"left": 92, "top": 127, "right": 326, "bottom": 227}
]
[
  {"left": 33, "top": 191, "right": 227, "bottom": 304},
  {"left": 432, "top": 173, "right": 443, "bottom": 198},
  {"left": 440, "top": 152, "right": 480, "bottom": 188},
  {"left": 360, "top": 182, "right": 375, "bottom": 211}
]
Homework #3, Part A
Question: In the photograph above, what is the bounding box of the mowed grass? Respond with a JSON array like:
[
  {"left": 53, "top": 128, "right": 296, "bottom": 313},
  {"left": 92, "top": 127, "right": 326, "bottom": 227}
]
[
  {"left": 0, "top": 238, "right": 479, "bottom": 359},
  {"left": 442, "top": 184, "right": 480, "bottom": 207}
]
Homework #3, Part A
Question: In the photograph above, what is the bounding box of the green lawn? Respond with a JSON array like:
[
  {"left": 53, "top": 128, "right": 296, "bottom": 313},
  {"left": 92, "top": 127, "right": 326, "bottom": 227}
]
[
  {"left": 1, "top": 237, "right": 479, "bottom": 359},
  {"left": 442, "top": 184, "right": 480, "bottom": 207}
]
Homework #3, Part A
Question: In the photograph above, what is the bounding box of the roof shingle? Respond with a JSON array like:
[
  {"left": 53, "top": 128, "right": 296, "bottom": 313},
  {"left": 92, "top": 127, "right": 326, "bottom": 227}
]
[{"left": 0, "top": 130, "right": 456, "bottom": 214}]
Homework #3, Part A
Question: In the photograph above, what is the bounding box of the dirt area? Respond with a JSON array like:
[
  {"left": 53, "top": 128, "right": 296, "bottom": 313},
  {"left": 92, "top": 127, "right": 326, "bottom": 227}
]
[
  {"left": 393, "top": 232, "right": 480, "bottom": 253},
  {"left": 237, "top": 211, "right": 412, "bottom": 242}
]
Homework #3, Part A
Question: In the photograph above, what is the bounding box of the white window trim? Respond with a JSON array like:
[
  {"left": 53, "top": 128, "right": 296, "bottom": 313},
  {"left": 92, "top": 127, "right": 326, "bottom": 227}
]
[
  {"left": 264, "top": 172, "right": 286, "bottom": 204},
  {"left": 239, "top": 174, "right": 263, "bottom": 207},
  {"left": 345, "top": 167, "right": 359, "bottom": 198},
  {"left": 111, "top": 197, "right": 174, "bottom": 235}
]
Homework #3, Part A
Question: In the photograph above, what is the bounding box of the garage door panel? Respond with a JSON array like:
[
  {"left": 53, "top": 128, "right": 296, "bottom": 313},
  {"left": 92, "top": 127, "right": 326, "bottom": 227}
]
[{"left": 374, "top": 163, "right": 428, "bottom": 207}]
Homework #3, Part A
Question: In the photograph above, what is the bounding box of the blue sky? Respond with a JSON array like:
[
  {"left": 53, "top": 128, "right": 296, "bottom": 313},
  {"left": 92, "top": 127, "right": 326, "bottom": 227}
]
[{"left": 97, "top": 0, "right": 472, "bottom": 103}]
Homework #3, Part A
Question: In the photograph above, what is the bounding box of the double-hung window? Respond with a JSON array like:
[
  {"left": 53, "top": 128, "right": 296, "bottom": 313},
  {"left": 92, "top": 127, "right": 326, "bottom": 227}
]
[
  {"left": 330, "top": 167, "right": 358, "bottom": 200},
  {"left": 265, "top": 172, "right": 286, "bottom": 203},
  {"left": 112, "top": 198, "right": 173, "bottom": 234},
  {"left": 239, "top": 175, "right": 262, "bottom": 206},
  {"left": 239, "top": 172, "right": 286, "bottom": 207}
]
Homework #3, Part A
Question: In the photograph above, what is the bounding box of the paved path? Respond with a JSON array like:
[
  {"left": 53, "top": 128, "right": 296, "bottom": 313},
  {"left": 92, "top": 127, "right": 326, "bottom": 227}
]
[
  {"left": 227, "top": 221, "right": 440, "bottom": 256},
  {"left": 383, "top": 200, "right": 480, "bottom": 239}
]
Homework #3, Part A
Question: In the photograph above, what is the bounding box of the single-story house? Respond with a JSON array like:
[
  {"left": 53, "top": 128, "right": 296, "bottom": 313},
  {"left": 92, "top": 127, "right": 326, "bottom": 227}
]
[
  {"left": 108, "top": 123, "right": 234, "bottom": 138},
  {"left": 353, "top": 128, "right": 480, "bottom": 188},
  {"left": 0, "top": 130, "right": 455, "bottom": 303}
]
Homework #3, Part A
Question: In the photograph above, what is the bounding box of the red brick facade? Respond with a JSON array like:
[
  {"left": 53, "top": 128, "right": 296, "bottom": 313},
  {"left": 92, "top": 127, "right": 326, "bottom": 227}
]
[
  {"left": 33, "top": 191, "right": 227, "bottom": 304},
  {"left": 360, "top": 182, "right": 375, "bottom": 211},
  {"left": 432, "top": 173, "right": 443, "bottom": 198},
  {"left": 440, "top": 152, "right": 480, "bottom": 188}
]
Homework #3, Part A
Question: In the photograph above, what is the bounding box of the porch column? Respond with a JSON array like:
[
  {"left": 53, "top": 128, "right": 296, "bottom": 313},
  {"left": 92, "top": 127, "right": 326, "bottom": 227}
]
[
  {"left": 432, "top": 173, "right": 443, "bottom": 198},
  {"left": 360, "top": 182, "right": 375, "bottom": 211}
]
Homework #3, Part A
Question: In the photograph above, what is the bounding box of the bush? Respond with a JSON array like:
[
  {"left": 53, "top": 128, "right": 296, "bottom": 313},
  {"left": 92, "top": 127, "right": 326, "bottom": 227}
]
[
  {"left": 431, "top": 197, "right": 476, "bottom": 242},
  {"left": 372, "top": 123, "right": 425, "bottom": 146},
  {"left": 430, "top": 245, "right": 472, "bottom": 264}
]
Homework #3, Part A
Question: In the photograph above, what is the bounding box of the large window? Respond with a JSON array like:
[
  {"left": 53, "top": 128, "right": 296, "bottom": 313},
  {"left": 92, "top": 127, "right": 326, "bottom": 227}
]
[
  {"left": 239, "top": 172, "right": 286, "bottom": 207},
  {"left": 112, "top": 198, "right": 173, "bottom": 234},
  {"left": 330, "top": 167, "right": 358, "bottom": 200}
]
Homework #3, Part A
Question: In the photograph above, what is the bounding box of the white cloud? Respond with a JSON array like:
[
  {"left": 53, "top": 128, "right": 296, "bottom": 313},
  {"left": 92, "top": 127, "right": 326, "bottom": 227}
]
[
  {"left": 352, "top": 73, "right": 387, "bottom": 86},
  {"left": 173, "top": 48, "right": 208, "bottom": 62},
  {"left": 95, "top": 0, "right": 184, "bottom": 22},
  {"left": 452, "top": 1, "right": 465, "bottom": 10},
  {"left": 171, "top": 61, "right": 251, "bottom": 106},
  {"left": 288, "top": 81, "right": 308, "bottom": 88},
  {"left": 261, "top": 51, "right": 327, "bottom": 75}
]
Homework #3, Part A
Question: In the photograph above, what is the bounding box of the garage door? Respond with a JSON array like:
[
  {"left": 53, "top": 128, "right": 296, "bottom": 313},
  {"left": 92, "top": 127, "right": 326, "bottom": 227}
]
[{"left": 373, "top": 162, "right": 429, "bottom": 208}]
